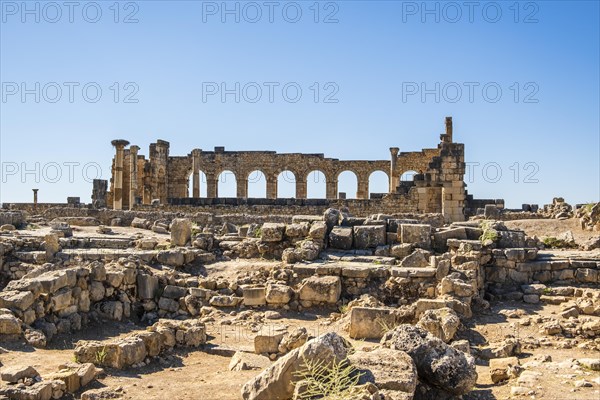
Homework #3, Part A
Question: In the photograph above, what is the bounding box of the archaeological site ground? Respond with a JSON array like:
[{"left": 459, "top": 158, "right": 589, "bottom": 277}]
[{"left": 0, "top": 117, "right": 598, "bottom": 400}]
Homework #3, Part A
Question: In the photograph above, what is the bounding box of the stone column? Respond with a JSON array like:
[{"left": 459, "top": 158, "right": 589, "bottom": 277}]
[
  {"left": 111, "top": 140, "right": 130, "bottom": 210},
  {"left": 32, "top": 189, "right": 39, "bottom": 211},
  {"left": 389, "top": 147, "right": 399, "bottom": 192},
  {"left": 266, "top": 174, "right": 278, "bottom": 199},
  {"left": 357, "top": 178, "right": 369, "bottom": 199},
  {"left": 237, "top": 177, "right": 248, "bottom": 198},
  {"left": 326, "top": 179, "right": 338, "bottom": 199},
  {"left": 206, "top": 173, "right": 217, "bottom": 198},
  {"left": 129, "top": 145, "right": 140, "bottom": 210},
  {"left": 191, "top": 149, "right": 201, "bottom": 198},
  {"left": 296, "top": 179, "right": 307, "bottom": 199}
]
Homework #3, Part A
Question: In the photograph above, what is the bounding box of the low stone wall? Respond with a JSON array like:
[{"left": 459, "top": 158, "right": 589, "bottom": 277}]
[{"left": 74, "top": 319, "right": 206, "bottom": 369}]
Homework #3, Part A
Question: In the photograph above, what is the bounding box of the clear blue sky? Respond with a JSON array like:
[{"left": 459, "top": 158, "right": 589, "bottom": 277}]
[{"left": 1, "top": 0, "right": 598, "bottom": 207}]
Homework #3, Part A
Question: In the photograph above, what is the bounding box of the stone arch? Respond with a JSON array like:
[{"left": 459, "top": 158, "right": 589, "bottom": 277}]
[
  {"left": 368, "top": 170, "right": 389, "bottom": 198},
  {"left": 247, "top": 170, "right": 267, "bottom": 198},
  {"left": 337, "top": 170, "right": 358, "bottom": 199},
  {"left": 217, "top": 170, "right": 237, "bottom": 198},
  {"left": 400, "top": 170, "right": 419, "bottom": 181},
  {"left": 277, "top": 170, "right": 296, "bottom": 198},
  {"left": 187, "top": 170, "right": 207, "bottom": 197},
  {"left": 306, "top": 170, "right": 326, "bottom": 199}
]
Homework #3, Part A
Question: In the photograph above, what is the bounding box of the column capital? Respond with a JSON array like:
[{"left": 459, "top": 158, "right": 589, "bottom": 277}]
[
  {"left": 111, "top": 139, "right": 130, "bottom": 148},
  {"left": 390, "top": 147, "right": 400, "bottom": 157}
]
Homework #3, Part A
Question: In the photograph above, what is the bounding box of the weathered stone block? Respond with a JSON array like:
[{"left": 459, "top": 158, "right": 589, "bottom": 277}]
[
  {"left": 265, "top": 284, "right": 293, "bottom": 304},
  {"left": 328, "top": 226, "right": 353, "bottom": 250},
  {"left": 261, "top": 223, "right": 285, "bottom": 242},
  {"left": 400, "top": 224, "right": 432, "bottom": 249},
  {"left": 353, "top": 225, "right": 386, "bottom": 249},
  {"left": 349, "top": 307, "right": 395, "bottom": 339},
  {"left": 169, "top": 218, "right": 192, "bottom": 246},
  {"left": 137, "top": 274, "right": 158, "bottom": 300},
  {"left": 243, "top": 286, "right": 267, "bottom": 306},
  {"left": 298, "top": 276, "right": 341, "bottom": 304}
]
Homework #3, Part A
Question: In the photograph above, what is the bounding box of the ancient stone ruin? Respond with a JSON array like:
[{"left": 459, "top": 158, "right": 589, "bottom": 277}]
[
  {"left": 102, "top": 117, "right": 468, "bottom": 223},
  {"left": 0, "top": 118, "right": 599, "bottom": 400}
]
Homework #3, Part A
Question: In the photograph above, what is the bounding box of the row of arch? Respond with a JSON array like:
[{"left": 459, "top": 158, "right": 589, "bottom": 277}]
[{"left": 186, "top": 169, "right": 418, "bottom": 199}]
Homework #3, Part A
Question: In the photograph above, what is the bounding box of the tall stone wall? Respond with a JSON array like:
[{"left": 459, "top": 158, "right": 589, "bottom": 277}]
[{"left": 100, "top": 117, "right": 467, "bottom": 221}]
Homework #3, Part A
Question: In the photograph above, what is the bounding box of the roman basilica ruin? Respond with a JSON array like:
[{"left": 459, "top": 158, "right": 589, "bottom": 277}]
[{"left": 100, "top": 117, "right": 469, "bottom": 222}]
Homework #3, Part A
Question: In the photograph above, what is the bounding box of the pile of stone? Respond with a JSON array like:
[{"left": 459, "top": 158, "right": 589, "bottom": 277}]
[
  {"left": 576, "top": 202, "right": 600, "bottom": 232},
  {"left": 0, "top": 362, "right": 101, "bottom": 400},
  {"left": 541, "top": 197, "right": 573, "bottom": 219},
  {"left": 241, "top": 327, "right": 477, "bottom": 400},
  {"left": 74, "top": 319, "right": 206, "bottom": 369}
]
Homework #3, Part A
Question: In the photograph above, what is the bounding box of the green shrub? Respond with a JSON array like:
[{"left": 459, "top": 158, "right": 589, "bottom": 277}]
[{"left": 294, "top": 357, "right": 363, "bottom": 400}]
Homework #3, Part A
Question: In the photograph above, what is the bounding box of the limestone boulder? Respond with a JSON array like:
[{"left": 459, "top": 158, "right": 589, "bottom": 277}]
[
  {"left": 156, "top": 249, "right": 185, "bottom": 267},
  {"left": 265, "top": 284, "right": 293, "bottom": 305},
  {"left": 137, "top": 274, "right": 158, "bottom": 300},
  {"left": 349, "top": 347, "right": 417, "bottom": 396},
  {"left": 399, "top": 249, "right": 431, "bottom": 269},
  {"left": 416, "top": 307, "right": 460, "bottom": 343},
  {"left": 323, "top": 208, "right": 341, "bottom": 230},
  {"left": 349, "top": 307, "right": 395, "bottom": 339},
  {"left": 261, "top": 223, "right": 285, "bottom": 242},
  {"left": 285, "top": 223, "right": 310, "bottom": 239},
  {"left": 308, "top": 221, "right": 327, "bottom": 240},
  {"left": 229, "top": 351, "right": 271, "bottom": 371},
  {"left": 241, "top": 332, "right": 350, "bottom": 400},
  {"left": 489, "top": 357, "right": 521, "bottom": 383},
  {"left": 400, "top": 224, "right": 432, "bottom": 249},
  {"left": 353, "top": 225, "right": 386, "bottom": 249},
  {"left": 390, "top": 243, "right": 413, "bottom": 259},
  {"left": 0, "top": 290, "right": 34, "bottom": 311},
  {"left": 329, "top": 226, "right": 353, "bottom": 250},
  {"left": 1, "top": 365, "right": 39, "bottom": 383},
  {"left": 381, "top": 324, "right": 477, "bottom": 395},
  {"left": 74, "top": 337, "right": 147, "bottom": 369},
  {"left": 298, "top": 276, "right": 341, "bottom": 304},
  {"left": 170, "top": 218, "right": 192, "bottom": 246},
  {"left": 0, "top": 312, "right": 22, "bottom": 335},
  {"left": 131, "top": 217, "right": 151, "bottom": 229}
]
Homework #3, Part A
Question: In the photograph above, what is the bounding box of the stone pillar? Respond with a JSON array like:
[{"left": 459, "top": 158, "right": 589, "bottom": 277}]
[
  {"left": 296, "top": 179, "right": 307, "bottom": 199},
  {"left": 237, "top": 178, "right": 248, "bottom": 198},
  {"left": 357, "top": 178, "right": 369, "bottom": 199},
  {"left": 326, "top": 179, "right": 338, "bottom": 199},
  {"left": 206, "top": 173, "right": 217, "bottom": 198},
  {"left": 266, "top": 174, "right": 278, "bottom": 199},
  {"left": 390, "top": 147, "right": 399, "bottom": 192},
  {"left": 111, "top": 139, "right": 130, "bottom": 210},
  {"left": 129, "top": 145, "right": 140, "bottom": 210},
  {"left": 32, "top": 189, "right": 39, "bottom": 211},
  {"left": 191, "top": 149, "right": 201, "bottom": 198}
]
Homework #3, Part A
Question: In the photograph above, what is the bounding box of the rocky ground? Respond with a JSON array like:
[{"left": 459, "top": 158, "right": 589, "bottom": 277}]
[{"left": 0, "top": 207, "right": 599, "bottom": 400}]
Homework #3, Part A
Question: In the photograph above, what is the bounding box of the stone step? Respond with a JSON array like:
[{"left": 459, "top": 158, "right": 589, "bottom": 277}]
[
  {"left": 59, "top": 237, "right": 134, "bottom": 249},
  {"left": 391, "top": 267, "right": 437, "bottom": 278},
  {"left": 293, "top": 261, "right": 389, "bottom": 278}
]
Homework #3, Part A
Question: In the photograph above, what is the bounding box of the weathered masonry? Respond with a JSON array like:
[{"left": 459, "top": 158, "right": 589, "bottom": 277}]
[{"left": 101, "top": 117, "right": 467, "bottom": 222}]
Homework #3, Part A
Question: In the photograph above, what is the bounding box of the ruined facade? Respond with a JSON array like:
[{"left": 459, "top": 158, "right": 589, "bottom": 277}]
[{"left": 105, "top": 117, "right": 466, "bottom": 222}]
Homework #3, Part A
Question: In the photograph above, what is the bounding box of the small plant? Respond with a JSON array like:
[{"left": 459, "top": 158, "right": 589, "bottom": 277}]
[
  {"left": 191, "top": 223, "right": 202, "bottom": 236},
  {"left": 95, "top": 346, "right": 108, "bottom": 364},
  {"left": 71, "top": 354, "right": 79, "bottom": 363},
  {"left": 253, "top": 227, "right": 262, "bottom": 238},
  {"left": 543, "top": 288, "right": 552, "bottom": 295},
  {"left": 294, "top": 356, "right": 363, "bottom": 400},
  {"left": 338, "top": 304, "right": 349, "bottom": 314},
  {"left": 375, "top": 316, "right": 396, "bottom": 334},
  {"left": 542, "top": 237, "right": 575, "bottom": 249},
  {"left": 479, "top": 228, "right": 498, "bottom": 243}
]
